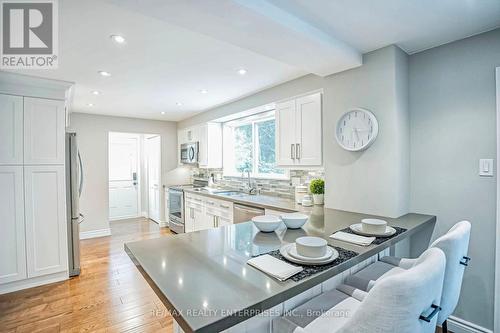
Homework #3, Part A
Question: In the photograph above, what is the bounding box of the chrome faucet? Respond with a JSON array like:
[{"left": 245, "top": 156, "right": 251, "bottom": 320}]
[{"left": 245, "top": 171, "right": 257, "bottom": 195}]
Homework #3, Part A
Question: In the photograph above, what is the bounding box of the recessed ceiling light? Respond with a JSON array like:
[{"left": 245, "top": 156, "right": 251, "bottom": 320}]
[
  {"left": 87, "top": 103, "right": 94, "bottom": 107},
  {"left": 200, "top": 89, "right": 208, "bottom": 94},
  {"left": 238, "top": 68, "right": 247, "bottom": 75},
  {"left": 98, "top": 71, "right": 111, "bottom": 77},
  {"left": 176, "top": 102, "right": 183, "bottom": 106},
  {"left": 91, "top": 90, "right": 101, "bottom": 95},
  {"left": 110, "top": 34, "right": 126, "bottom": 44},
  {"left": 161, "top": 111, "right": 166, "bottom": 115}
]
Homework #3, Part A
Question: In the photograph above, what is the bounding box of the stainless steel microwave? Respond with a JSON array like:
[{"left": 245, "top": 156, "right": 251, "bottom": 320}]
[{"left": 180, "top": 142, "right": 199, "bottom": 164}]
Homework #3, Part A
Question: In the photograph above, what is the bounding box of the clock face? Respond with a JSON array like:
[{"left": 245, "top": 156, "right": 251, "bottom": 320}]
[{"left": 335, "top": 108, "right": 378, "bottom": 151}]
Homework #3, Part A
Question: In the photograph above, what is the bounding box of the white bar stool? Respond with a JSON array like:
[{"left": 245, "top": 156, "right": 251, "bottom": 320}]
[{"left": 272, "top": 247, "right": 446, "bottom": 333}]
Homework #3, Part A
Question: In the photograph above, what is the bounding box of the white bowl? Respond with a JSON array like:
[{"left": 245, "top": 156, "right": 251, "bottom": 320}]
[
  {"left": 281, "top": 213, "right": 308, "bottom": 229},
  {"left": 295, "top": 236, "right": 327, "bottom": 258},
  {"left": 361, "top": 218, "right": 388, "bottom": 234},
  {"left": 252, "top": 215, "right": 282, "bottom": 233}
]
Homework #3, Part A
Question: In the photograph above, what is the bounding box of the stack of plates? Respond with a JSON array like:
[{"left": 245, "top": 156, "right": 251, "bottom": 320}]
[{"left": 279, "top": 243, "right": 339, "bottom": 266}]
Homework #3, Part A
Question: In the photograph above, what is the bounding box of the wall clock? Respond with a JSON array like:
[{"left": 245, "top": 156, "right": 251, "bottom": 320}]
[{"left": 335, "top": 108, "right": 379, "bottom": 151}]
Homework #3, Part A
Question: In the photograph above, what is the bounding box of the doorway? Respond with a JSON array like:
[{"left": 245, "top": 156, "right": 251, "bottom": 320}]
[
  {"left": 108, "top": 132, "right": 140, "bottom": 220},
  {"left": 146, "top": 135, "right": 161, "bottom": 223},
  {"left": 108, "top": 132, "right": 161, "bottom": 223}
]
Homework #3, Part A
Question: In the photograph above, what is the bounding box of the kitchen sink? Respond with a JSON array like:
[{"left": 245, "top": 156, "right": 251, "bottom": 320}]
[{"left": 216, "top": 191, "right": 246, "bottom": 197}]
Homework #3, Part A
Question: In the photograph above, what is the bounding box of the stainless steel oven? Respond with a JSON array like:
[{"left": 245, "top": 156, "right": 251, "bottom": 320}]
[
  {"left": 168, "top": 187, "right": 184, "bottom": 233},
  {"left": 180, "top": 142, "right": 199, "bottom": 164}
]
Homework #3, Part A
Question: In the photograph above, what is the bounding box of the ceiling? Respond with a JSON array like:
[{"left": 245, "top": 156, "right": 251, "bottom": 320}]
[{"left": 8, "top": 0, "right": 500, "bottom": 121}]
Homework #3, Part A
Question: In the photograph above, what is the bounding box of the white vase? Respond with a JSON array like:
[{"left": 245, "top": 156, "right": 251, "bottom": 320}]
[{"left": 312, "top": 194, "right": 324, "bottom": 205}]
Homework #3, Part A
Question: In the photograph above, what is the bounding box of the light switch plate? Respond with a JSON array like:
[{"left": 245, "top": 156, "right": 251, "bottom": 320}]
[{"left": 479, "top": 159, "right": 494, "bottom": 177}]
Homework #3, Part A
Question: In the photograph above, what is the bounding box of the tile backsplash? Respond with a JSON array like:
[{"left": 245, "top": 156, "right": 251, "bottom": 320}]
[{"left": 190, "top": 168, "right": 325, "bottom": 199}]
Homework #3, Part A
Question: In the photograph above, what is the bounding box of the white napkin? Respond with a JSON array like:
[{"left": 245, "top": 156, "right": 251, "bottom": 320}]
[
  {"left": 330, "top": 231, "right": 376, "bottom": 246},
  {"left": 247, "top": 255, "right": 303, "bottom": 281}
]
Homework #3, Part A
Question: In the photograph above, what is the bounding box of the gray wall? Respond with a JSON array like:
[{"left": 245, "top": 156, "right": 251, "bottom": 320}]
[
  {"left": 70, "top": 113, "right": 178, "bottom": 233},
  {"left": 323, "top": 46, "right": 410, "bottom": 217},
  {"left": 410, "top": 28, "right": 500, "bottom": 329},
  {"left": 180, "top": 45, "right": 411, "bottom": 218}
]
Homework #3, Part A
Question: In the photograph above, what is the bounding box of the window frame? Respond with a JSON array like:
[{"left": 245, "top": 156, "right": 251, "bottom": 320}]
[{"left": 223, "top": 111, "right": 289, "bottom": 180}]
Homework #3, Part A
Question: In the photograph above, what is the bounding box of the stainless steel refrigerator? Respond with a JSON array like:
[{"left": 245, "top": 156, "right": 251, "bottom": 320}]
[{"left": 66, "top": 131, "right": 84, "bottom": 276}]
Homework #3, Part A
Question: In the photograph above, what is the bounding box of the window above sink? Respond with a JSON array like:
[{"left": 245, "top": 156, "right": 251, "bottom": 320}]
[{"left": 223, "top": 110, "right": 289, "bottom": 180}]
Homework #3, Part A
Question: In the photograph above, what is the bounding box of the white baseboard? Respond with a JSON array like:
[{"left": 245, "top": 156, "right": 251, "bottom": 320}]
[
  {"left": 158, "top": 220, "right": 168, "bottom": 228},
  {"left": 80, "top": 228, "right": 111, "bottom": 240},
  {"left": 0, "top": 271, "right": 68, "bottom": 295},
  {"left": 447, "top": 315, "right": 493, "bottom": 333}
]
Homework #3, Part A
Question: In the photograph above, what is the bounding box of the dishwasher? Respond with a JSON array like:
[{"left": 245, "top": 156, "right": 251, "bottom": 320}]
[{"left": 233, "top": 203, "right": 265, "bottom": 223}]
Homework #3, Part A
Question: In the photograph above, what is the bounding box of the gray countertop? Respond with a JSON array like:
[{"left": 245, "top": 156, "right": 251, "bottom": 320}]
[
  {"left": 125, "top": 207, "right": 435, "bottom": 333},
  {"left": 183, "top": 187, "right": 312, "bottom": 213}
]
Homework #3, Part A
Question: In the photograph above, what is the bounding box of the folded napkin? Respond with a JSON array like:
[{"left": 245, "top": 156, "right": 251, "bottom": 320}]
[
  {"left": 330, "top": 231, "right": 376, "bottom": 246},
  {"left": 247, "top": 254, "right": 303, "bottom": 281}
]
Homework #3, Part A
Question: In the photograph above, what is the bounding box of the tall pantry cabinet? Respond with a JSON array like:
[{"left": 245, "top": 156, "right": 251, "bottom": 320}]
[{"left": 0, "top": 73, "right": 72, "bottom": 294}]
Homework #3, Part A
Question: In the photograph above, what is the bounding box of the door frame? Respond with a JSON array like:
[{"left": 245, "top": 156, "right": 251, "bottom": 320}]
[
  {"left": 108, "top": 132, "right": 142, "bottom": 221},
  {"left": 495, "top": 66, "right": 500, "bottom": 333},
  {"left": 145, "top": 134, "right": 162, "bottom": 224}
]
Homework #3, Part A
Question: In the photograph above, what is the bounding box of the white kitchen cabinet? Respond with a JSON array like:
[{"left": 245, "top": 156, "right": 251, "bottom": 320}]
[
  {"left": 276, "top": 99, "right": 296, "bottom": 166},
  {"left": 24, "top": 97, "right": 66, "bottom": 165},
  {"left": 276, "top": 92, "right": 322, "bottom": 166},
  {"left": 185, "top": 193, "right": 233, "bottom": 232},
  {"left": 24, "top": 165, "right": 67, "bottom": 278},
  {"left": 0, "top": 166, "right": 26, "bottom": 284},
  {"left": 0, "top": 94, "right": 23, "bottom": 165},
  {"left": 197, "top": 123, "right": 222, "bottom": 169}
]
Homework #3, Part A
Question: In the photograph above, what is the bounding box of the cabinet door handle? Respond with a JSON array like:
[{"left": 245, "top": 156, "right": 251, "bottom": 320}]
[
  {"left": 220, "top": 205, "right": 230, "bottom": 209},
  {"left": 291, "top": 144, "right": 295, "bottom": 159},
  {"left": 296, "top": 143, "right": 300, "bottom": 159},
  {"left": 216, "top": 216, "right": 219, "bottom": 227}
]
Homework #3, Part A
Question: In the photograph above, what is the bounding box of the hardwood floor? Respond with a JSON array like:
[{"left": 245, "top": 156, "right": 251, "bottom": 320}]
[{"left": 0, "top": 218, "right": 174, "bottom": 333}]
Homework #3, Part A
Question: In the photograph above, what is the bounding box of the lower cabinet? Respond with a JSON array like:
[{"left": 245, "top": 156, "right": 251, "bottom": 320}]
[
  {"left": 24, "top": 165, "right": 67, "bottom": 278},
  {"left": 184, "top": 193, "right": 234, "bottom": 232},
  {"left": 0, "top": 165, "right": 68, "bottom": 290},
  {"left": 0, "top": 166, "right": 26, "bottom": 284}
]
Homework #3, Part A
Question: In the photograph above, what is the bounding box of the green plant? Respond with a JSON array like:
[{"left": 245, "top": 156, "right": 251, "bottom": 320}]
[{"left": 309, "top": 179, "right": 324, "bottom": 195}]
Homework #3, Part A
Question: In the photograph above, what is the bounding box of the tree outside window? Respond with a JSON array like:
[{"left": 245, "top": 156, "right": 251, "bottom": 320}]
[{"left": 223, "top": 111, "right": 287, "bottom": 179}]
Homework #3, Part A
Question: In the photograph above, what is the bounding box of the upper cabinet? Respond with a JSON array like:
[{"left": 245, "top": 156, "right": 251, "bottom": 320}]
[
  {"left": 24, "top": 97, "right": 65, "bottom": 165},
  {"left": 198, "top": 123, "right": 222, "bottom": 169},
  {"left": 276, "top": 92, "right": 322, "bottom": 166},
  {"left": 0, "top": 94, "right": 23, "bottom": 165}
]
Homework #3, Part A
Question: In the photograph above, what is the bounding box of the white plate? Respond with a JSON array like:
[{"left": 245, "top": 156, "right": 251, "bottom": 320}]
[
  {"left": 287, "top": 244, "right": 334, "bottom": 261},
  {"left": 349, "top": 223, "right": 396, "bottom": 237},
  {"left": 279, "top": 243, "right": 339, "bottom": 266}
]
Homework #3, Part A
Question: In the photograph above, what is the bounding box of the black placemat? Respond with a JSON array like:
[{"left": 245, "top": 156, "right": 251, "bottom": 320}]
[
  {"left": 337, "top": 226, "right": 407, "bottom": 245},
  {"left": 263, "top": 246, "right": 358, "bottom": 282}
]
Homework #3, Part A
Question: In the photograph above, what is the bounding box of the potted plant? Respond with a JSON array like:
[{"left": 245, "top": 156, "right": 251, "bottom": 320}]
[{"left": 309, "top": 179, "right": 325, "bottom": 205}]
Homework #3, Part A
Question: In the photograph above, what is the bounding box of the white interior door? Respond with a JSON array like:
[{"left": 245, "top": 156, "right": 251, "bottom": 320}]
[
  {"left": 109, "top": 133, "right": 140, "bottom": 220},
  {"left": 147, "top": 136, "right": 161, "bottom": 223}
]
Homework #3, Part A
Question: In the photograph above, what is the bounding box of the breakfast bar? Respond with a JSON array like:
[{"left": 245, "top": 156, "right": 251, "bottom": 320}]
[{"left": 125, "top": 208, "right": 436, "bottom": 333}]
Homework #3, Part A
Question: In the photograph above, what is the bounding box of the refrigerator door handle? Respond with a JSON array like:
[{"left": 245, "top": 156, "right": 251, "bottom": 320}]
[{"left": 78, "top": 150, "right": 84, "bottom": 197}]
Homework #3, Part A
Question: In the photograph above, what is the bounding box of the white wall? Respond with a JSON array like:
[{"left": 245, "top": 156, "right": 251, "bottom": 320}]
[
  {"left": 180, "top": 45, "right": 410, "bottom": 218},
  {"left": 410, "top": 28, "right": 500, "bottom": 329},
  {"left": 70, "top": 113, "right": 178, "bottom": 233}
]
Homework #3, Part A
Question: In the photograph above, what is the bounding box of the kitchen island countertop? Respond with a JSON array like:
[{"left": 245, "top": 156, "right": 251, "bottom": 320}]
[{"left": 125, "top": 207, "right": 435, "bottom": 333}]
